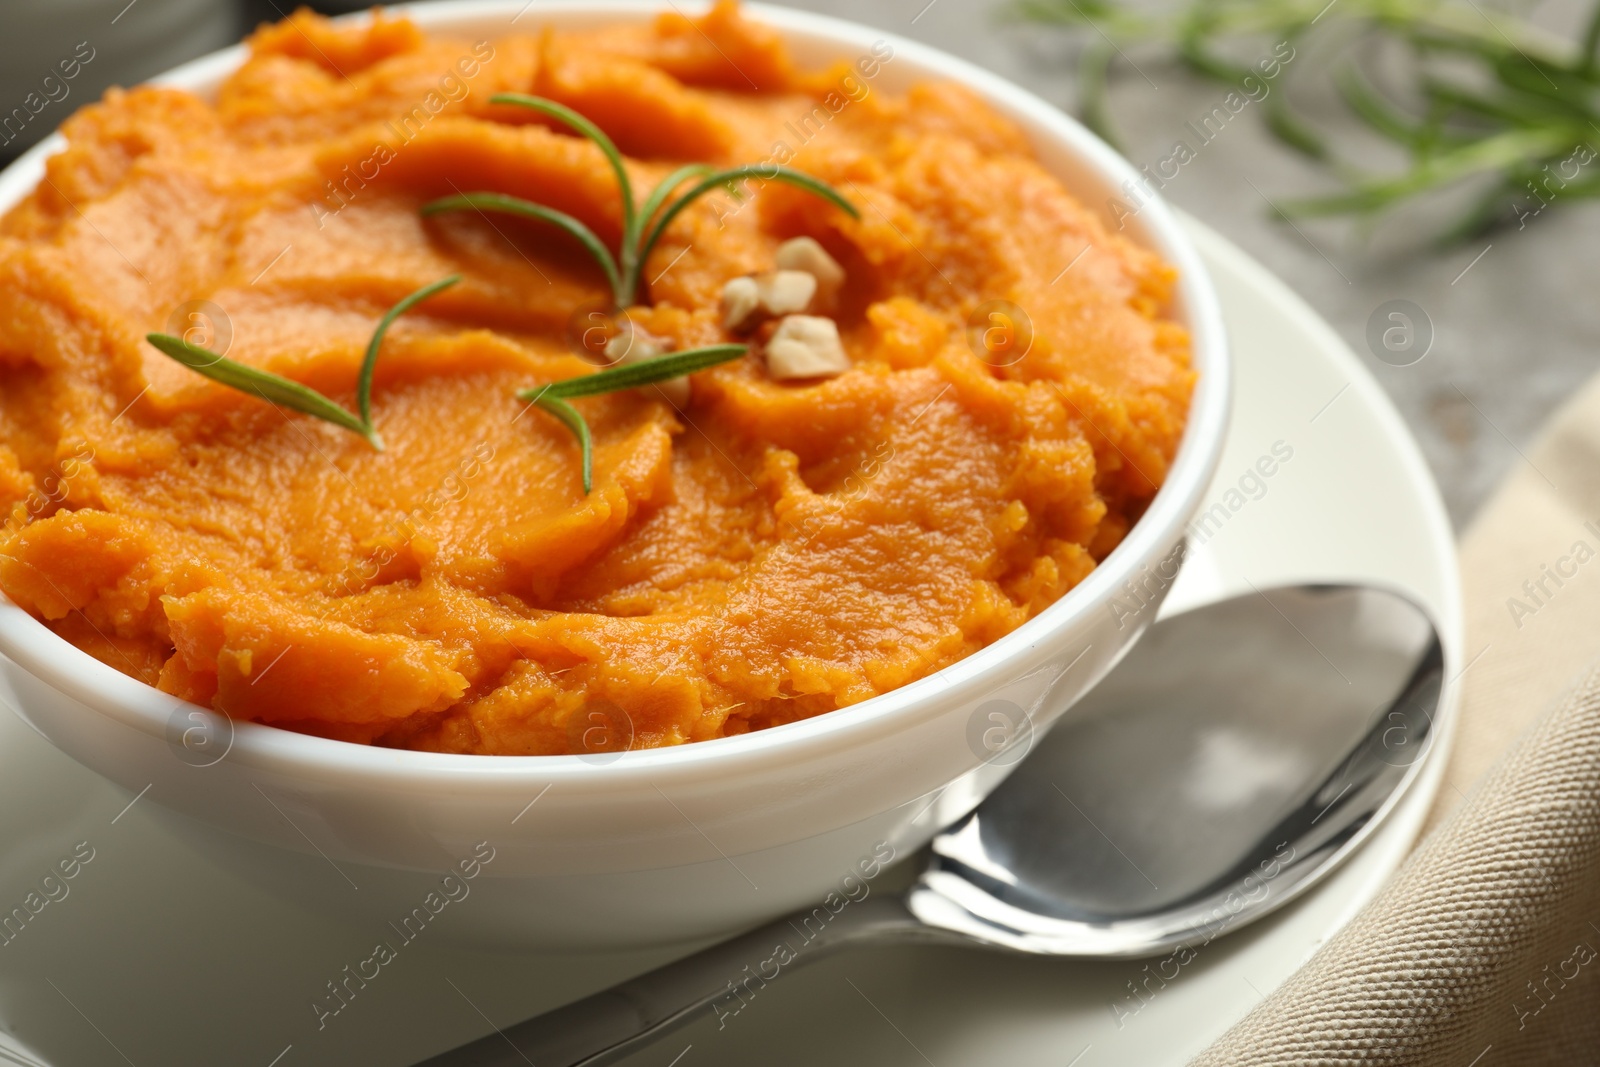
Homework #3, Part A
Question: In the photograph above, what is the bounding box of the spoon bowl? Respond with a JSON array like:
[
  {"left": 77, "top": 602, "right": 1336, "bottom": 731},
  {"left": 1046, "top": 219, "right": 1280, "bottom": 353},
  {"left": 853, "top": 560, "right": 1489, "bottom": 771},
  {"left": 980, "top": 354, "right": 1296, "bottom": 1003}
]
[
  {"left": 911, "top": 582, "right": 1440, "bottom": 955},
  {"left": 421, "top": 583, "right": 1443, "bottom": 1067}
]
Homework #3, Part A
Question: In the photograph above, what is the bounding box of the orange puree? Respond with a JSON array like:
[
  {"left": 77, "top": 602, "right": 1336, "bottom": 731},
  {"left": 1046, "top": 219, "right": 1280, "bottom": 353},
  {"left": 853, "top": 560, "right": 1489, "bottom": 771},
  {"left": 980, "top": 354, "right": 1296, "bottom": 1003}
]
[{"left": 0, "top": 3, "right": 1192, "bottom": 754}]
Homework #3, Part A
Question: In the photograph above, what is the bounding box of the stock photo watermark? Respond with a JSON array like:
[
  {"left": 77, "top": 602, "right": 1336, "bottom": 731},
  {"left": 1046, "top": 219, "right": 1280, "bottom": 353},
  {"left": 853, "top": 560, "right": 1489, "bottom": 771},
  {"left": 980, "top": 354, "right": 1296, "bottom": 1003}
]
[
  {"left": 1365, "top": 300, "right": 1433, "bottom": 368},
  {"left": 166, "top": 705, "right": 234, "bottom": 768},
  {"left": 1512, "top": 141, "right": 1597, "bottom": 231},
  {"left": 965, "top": 699, "right": 1035, "bottom": 767},
  {"left": 966, "top": 300, "right": 1033, "bottom": 368},
  {"left": 310, "top": 841, "right": 498, "bottom": 1030},
  {"left": 1108, "top": 842, "right": 1295, "bottom": 1028},
  {"left": 165, "top": 299, "right": 233, "bottom": 357},
  {"left": 2, "top": 442, "right": 94, "bottom": 536},
  {"left": 1107, "top": 40, "right": 1297, "bottom": 230},
  {"left": 0, "top": 41, "right": 96, "bottom": 148},
  {"left": 1513, "top": 935, "right": 1597, "bottom": 1031},
  {"left": 566, "top": 699, "right": 635, "bottom": 766},
  {"left": 709, "top": 840, "right": 897, "bottom": 1030},
  {"left": 1505, "top": 521, "right": 1600, "bottom": 630},
  {"left": 312, "top": 41, "right": 497, "bottom": 230},
  {"left": 1107, "top": 539, "right": 1187, "bottom": 630},
  {"left": 709, "top": 40, "right": 894, "bottom": 230},
  {"left": 0, "top": 842, "right": 96, "bottom": 949},
  {"left": 1186, "top": 440, "right": 1296, "bottom": 549},
  {"left": 325, "top": 439, "right": 497, "bottom": 600}
]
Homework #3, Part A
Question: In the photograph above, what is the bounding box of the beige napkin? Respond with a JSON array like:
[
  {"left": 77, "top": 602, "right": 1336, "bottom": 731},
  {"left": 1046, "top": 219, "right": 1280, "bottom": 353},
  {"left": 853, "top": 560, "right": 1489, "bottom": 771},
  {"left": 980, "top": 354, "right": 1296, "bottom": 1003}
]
[{"left": 1191, "top": 373, "right": 1600, "bottom": 1064}]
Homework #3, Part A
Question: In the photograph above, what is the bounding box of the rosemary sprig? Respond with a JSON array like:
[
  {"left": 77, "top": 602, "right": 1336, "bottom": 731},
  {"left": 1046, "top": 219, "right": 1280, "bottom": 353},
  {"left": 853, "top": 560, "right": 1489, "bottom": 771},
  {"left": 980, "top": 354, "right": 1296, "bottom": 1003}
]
[
  {"left": 421, "top": 93, "right": 859, "bottom": 307},
  {"left": 145, "top": 332, "right": 382, "bottom": 447},
  {"left": 519, "top": 344, "right": 749, "bottom": 493},
  {"left": 1014, "top": 0, "right": 1600, "bottom": 242},
  {"left": 146, "top": 275, "right": 460, "bottom": 451},
  {"left": 421, "top": 94, "right": 854, "bottom": 493},
  {"left": 426, "top": 191, "right": 622, "bottom": 300},
  {"left": 143, "top": 100, "right": 840, "bottom": 495}
]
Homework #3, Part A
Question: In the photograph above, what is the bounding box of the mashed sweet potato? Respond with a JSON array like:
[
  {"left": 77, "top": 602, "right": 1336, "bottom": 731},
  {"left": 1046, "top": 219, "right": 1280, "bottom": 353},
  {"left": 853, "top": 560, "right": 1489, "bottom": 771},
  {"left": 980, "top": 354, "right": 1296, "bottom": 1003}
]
[{"left": 0, "top": 3, "right": 1192, "bottom": 754}]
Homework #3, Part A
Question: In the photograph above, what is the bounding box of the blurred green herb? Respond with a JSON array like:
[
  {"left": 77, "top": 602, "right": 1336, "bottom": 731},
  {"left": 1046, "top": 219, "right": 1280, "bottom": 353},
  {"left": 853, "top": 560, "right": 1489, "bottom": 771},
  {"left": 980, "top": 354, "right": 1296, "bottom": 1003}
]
[
  {"left": 146, "top": 275, "right": 460, "bottom": 451},
  {"left": 1014, "top": 0, "right": 1600, "bottom": 241},
  {"left": 421, "top": 93, "right": 859, "bottom": 307}
]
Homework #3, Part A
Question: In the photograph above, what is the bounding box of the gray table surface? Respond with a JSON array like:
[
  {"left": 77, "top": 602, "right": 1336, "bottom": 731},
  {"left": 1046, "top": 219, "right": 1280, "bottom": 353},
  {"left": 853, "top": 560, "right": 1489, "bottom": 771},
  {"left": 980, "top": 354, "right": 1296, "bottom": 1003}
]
[
  {"left": 844, "top": 0, "right": 1595, "bottom": 529},
  {"left": 9, "top": 0, "right": 1595, "bottom": 527}
]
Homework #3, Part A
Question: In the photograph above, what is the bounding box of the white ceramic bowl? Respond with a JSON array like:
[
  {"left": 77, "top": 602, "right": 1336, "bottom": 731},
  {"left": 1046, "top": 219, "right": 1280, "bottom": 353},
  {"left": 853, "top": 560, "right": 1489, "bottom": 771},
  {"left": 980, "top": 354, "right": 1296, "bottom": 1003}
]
[{"left": 0, "top": 1, "right": 1229, "bottom": 948}]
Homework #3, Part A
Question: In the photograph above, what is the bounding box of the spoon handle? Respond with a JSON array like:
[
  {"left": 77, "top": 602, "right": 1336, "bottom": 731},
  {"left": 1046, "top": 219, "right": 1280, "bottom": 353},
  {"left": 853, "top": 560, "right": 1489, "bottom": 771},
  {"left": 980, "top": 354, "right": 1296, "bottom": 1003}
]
[{"left": 414, "top": 893, "right": 932, "bottom": 1067}]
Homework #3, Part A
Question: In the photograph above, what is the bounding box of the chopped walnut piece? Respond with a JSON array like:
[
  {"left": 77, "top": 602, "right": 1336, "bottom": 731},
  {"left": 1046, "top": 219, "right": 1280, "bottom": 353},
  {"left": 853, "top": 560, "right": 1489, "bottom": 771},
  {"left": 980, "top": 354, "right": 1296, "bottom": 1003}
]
[
  {"left": 721, "top": 275, "right": 761, "bottom": 332},
  {"left": 775, "top": 237, "right": 845, "bottom": 302},
  {"left": 756, "top": 270, "right": 817, "bottom": 317},
  {"left": 605, "top": 326, "right": 689, "bottom": 407},
  {"left": 764, "top": 315, "right": 850, "bottom": 380},
  {"left": 723, "top": 270, "right": 818, "bottom": 333}
]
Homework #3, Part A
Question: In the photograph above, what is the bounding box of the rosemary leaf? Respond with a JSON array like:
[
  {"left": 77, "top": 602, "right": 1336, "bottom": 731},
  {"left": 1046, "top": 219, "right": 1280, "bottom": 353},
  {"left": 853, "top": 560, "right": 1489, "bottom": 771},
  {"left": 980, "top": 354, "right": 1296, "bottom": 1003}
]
[
  {"left": 1335, "top": 66, "right": 1435, "bottom": 150},
  {"left": 146, "top": 333, "right": 381, "bottom": 450},
  {"left": 1078, "top": 39, "right": 1120, "bottom": 149},
  {"left": 528, "top": 391, "right": 594, "bottom": 493},
  {"left": 637, "top": 164, "right": 716, "bottom": 242},
  {"left": 359, "top": 275, "right": 460, "bottom": 426},
  {"left": 1178, "top": 26, "right": 1252, "bottom": 84},
  {"left": 1583, "top": 0, "right": 1600, "bottom": 75},
  {"left": 422, "top": 193, "right": 620, "bottom": 298},
  {"left": 488, "top": 93, "right": 636, "bottom": 244},
  {"left": 517, "top": 344, "right": 747, "bottom": 495},
  {"left": 1284, "top": 126, "right": 1579, "bottom": 215},
  {"left": 1438, "top": 175, "right": 1523, "bottom": 245},
  {"left": 518, "top": 344, "right": 748, "bottom": 402},
  {"left": 619, "top": 163, "right": 715, "bottom": 306},
  {"left": 634, "top": 166, "right": 860, "bottom": 293},
  {"left": 1265, "top": 72, "right": 1330, "bottom": 159},
  {"left": 636, "top": 164, "right": 713, "bottom": 225},
  {"left": 426, "top": 96, "right": 855, "bottom": 304},
  {"left": 149, "top": 274, "right": 458, "bottom": 451},
  {"left": 420, "top": 94, "right": 851, "bottom": 486},
  {"left": 1426, "top": 76, "right": 1586, "bottom": 129}
]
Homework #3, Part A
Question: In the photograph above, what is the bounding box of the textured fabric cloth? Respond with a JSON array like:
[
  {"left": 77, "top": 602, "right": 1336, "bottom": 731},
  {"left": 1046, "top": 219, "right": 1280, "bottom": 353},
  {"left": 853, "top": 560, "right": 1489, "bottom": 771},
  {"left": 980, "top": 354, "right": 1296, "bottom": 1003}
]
[{"left": 1191, "top": 373, "right": 1600, "bottom": 1065}]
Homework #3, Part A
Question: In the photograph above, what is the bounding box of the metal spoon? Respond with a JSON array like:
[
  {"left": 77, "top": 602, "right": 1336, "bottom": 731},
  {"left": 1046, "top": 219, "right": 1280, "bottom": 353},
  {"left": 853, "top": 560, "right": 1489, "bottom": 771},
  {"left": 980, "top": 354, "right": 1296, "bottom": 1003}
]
[{"left": 420, "top": 583, "right": 1443, "bottom": 1067}]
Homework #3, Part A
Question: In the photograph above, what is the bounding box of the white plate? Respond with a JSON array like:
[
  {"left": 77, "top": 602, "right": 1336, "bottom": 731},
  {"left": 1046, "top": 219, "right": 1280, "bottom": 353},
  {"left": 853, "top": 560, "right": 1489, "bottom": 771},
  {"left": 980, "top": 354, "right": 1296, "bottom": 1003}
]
[{"left": 0, "top": 216, "right": 1460, "bottom": 1067}]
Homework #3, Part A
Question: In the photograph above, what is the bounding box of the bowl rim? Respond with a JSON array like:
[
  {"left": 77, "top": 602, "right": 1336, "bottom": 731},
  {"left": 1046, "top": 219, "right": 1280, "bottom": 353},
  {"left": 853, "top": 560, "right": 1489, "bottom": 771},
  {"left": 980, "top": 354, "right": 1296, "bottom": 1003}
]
[{"left": 0, "top": 0, "right": 1230, "bottom": 788}]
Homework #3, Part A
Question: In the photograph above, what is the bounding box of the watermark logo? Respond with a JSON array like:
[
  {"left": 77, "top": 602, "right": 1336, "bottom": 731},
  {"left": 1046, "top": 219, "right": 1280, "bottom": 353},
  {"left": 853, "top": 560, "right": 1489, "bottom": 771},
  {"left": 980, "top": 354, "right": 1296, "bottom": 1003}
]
[
  {"left": 1107, "top": 540, "right": 1187, "bottom": 630},
  {"left": 0, "top": 841, "right": 95, "bottom": 949},
  {"left": 166, "top": 705, "right": 234, "bottom": 768},
  {"left": 1365, "top": 299, "right": 1432, "bottom": 367},
  {"left": 1108, "top": 841, "right": 1294, "bottom": 1029},
  {"left": 1106, "top": 40, "right": 1296, "bottom": 230},
  {"left": 565, "top": 302, "right": 624, "bottom": 362},
  {"left": 966, "top": 300, "right": 1033, "bottom": 368},
  {"left": 710, "top": 840, "right": 897, "bottom": 1030},
  {"left": 1377, "top": 695, "right": 1433, "bottom": 769},
  {"left": 1506, "top": 521, "right": 1600, "bottom": 630},
  {"left": 311, "top": 841, "right": 496, "bottom": 1030},
  {"left": 0, "top": 41, "right": 95, "bottom": 148},
  {"left": 164, "top": 300, "right": 233, "bottom": 364},
  {"left": 569, "top": 700, "right": 635, "bottom": 765},
  {"left": 965, "top": 698, "right": 1034, "bottom": 767}
]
